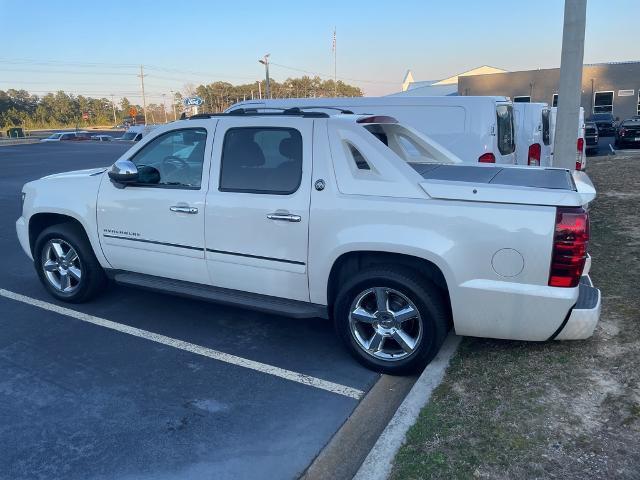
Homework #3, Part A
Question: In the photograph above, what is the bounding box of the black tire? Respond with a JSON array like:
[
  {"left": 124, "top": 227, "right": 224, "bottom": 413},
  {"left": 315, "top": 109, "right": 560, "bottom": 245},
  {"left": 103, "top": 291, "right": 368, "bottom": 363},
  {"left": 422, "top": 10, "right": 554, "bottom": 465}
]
[
  {"left": 333, "top": 266, "right": 449, "bottom": 375},
  {"left": 34, "top": 222, "right": 107, "bottom": 303}
]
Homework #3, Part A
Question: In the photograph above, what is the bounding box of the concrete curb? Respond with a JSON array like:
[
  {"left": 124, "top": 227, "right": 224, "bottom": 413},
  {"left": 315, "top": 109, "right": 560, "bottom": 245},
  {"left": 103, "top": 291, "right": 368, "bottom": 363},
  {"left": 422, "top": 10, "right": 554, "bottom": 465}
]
[
  {"left": 0, "top": 139, "right": 39, "bottom": 147},
  {"left": 353, "top": 334, "right": 462, "bottom": 480}
]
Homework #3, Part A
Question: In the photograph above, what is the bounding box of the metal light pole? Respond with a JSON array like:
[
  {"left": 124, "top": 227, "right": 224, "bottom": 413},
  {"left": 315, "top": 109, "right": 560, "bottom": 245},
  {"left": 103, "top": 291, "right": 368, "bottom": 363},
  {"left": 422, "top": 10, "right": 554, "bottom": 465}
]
[
  {"left": 259, "top": 54, "right": 271, "bottom": 99},
  {"left": 554, "top": 0, "right": 587, "bottom": 169}
]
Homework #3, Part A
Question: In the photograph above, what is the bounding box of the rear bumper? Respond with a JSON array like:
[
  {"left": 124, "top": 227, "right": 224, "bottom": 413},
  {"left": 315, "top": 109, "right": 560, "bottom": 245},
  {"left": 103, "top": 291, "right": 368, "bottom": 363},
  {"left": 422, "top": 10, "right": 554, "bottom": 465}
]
[
  {"left": 617, "top": 138, "right": 640, "bottom": 146},
  {"left": 553, "top": 275, "right": 601, "bottom": 340}
]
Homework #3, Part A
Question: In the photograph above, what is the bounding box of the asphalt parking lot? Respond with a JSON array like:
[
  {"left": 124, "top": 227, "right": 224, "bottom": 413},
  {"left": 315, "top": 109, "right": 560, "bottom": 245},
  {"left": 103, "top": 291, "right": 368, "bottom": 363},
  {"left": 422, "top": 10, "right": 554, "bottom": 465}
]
[{"left": 0, "top": 142, "right": 382, "bottom": 480}]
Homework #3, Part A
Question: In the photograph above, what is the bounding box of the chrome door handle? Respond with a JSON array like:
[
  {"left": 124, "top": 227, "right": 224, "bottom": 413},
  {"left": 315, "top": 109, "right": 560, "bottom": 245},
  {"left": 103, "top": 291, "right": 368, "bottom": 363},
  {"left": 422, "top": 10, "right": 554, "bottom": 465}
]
[
  {"left": 267, "top": 213, "right": 301, "bottom": 222},
  {"left": 170, "top": 206, "right": 198, "bottom": 214}
]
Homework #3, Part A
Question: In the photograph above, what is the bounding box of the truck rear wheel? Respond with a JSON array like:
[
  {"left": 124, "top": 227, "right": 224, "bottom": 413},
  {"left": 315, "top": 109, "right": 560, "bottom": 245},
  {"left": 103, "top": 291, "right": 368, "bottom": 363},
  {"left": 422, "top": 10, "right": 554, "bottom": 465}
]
[
  {"left": 333, "top": 266, "right": 448, "bottom": 375},
  {"left": 34, "top": 223, "right": 107, "bottom": 303}
]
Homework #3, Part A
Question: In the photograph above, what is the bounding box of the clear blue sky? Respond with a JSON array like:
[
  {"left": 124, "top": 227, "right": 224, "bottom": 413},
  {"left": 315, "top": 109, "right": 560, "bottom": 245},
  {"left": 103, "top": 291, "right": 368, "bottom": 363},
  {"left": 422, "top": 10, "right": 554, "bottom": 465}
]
[{"left": 1, "top": 0, "right": 638, "bottom": 100}]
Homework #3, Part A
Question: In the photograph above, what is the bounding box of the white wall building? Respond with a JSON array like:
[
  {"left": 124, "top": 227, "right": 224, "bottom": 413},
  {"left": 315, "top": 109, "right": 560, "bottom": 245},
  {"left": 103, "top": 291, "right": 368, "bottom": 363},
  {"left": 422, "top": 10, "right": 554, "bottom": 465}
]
[{"left": 391, "top": 65, "right": 507, "bottom": 97}]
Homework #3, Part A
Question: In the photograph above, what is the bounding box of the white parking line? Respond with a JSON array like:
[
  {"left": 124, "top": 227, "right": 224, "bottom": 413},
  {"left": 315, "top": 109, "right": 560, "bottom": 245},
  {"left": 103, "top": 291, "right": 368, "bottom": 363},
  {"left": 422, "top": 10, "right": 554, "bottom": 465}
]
[{"left": 0, "top": 288, "right": 364, "bottom": 400}]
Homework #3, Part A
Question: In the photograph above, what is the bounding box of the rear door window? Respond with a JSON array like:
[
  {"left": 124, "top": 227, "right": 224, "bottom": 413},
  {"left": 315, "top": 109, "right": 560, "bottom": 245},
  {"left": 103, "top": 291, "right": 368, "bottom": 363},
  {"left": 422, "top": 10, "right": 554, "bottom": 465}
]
[
  {"left": 219, "top": 127, "right": 302, "bottom": 194},
  {"left": 542, "top": 109, "right": 551, "bottom": 146},
  {"left": 496, "top": 105, "right": 515, "bottom": 155}
]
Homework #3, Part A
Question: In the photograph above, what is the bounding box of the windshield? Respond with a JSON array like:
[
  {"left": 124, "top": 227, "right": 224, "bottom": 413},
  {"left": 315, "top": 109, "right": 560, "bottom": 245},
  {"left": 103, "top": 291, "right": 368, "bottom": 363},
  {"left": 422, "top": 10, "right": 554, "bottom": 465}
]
[
  {"left": 363, "top": 123, "right": 460, "bottom": 164},
  {"left": 591, "top": 113, "right": 612, "bottom": 121},
  {"left": 121, "top": 132, "right": 137, "bottom": 140},
  {"left": 48, "top": 133, "right": 62, "bottom": 139}
]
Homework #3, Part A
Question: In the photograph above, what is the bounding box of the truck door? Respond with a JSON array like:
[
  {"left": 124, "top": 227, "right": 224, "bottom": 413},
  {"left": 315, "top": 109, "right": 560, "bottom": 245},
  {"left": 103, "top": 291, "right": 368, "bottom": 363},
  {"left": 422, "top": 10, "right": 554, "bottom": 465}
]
[
  {"left": 96, "top": 120, "right": 215, "bottom": 284},
  {"left": 204, "top": 117, "right": 312, "bottom": 301}
]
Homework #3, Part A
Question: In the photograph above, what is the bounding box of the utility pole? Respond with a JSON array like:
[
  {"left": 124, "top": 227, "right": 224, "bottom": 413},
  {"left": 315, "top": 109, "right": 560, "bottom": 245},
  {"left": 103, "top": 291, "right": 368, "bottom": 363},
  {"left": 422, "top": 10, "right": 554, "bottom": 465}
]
[
  {"left": 161, "top": 93, "right": 168, "bottom": 123},
  {"left": 110, "top": 94, "right": 117, "bottom": 125},
  {"left": 138, "top": 65, "right": 148, "bottom": 125},
  {"left": 257, "top": 80, "right": 262, "bottom": 100},
  {"left": 333, "top": 27, "right": 337, "bottom": 96},
  {"left": 554, "top": 0, "right": 587, "bottom": 170},
  {"left": 170, "top": 90, "right": 177, "bottom": 121},
  {"left": 259, "top": 54, "right": 271, "bottom": 99}
]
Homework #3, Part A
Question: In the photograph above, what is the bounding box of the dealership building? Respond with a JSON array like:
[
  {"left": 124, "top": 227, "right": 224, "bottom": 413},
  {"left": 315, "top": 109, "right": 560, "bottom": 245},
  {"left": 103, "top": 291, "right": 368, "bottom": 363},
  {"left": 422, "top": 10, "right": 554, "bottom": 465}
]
[{"left": 398, "top": 61, "right": 640, "bottom": 120}]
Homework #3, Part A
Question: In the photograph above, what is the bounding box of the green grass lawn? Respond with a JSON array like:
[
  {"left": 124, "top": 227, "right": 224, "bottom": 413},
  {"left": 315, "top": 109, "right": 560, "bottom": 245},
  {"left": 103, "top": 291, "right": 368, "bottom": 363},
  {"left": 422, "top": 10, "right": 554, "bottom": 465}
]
[{"left": 391, "top": 153, "right": 640, "bottom": 480}]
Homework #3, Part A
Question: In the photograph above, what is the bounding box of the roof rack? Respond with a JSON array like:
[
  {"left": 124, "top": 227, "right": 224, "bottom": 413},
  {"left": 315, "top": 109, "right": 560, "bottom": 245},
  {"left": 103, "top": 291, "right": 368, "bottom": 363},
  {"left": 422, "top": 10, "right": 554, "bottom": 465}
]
[
  {"left": 233, "top": 105, "right": 355, "bottom": 114},
  {"left": 188, "top": 108, "right": 329, "bottom": 120},
  {"left": 283, "top": 106, "right": 355, "bottom": 114}
]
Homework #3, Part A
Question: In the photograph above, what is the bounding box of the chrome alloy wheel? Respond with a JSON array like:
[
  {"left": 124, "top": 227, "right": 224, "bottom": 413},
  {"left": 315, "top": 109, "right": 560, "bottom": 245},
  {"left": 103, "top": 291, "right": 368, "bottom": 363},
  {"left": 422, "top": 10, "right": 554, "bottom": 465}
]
[
  {"left": 41, "top": 239, "right": 82, "bottom": 293},
  {"left": 348, "top": 287, "right": 423, "bottom": 361}
]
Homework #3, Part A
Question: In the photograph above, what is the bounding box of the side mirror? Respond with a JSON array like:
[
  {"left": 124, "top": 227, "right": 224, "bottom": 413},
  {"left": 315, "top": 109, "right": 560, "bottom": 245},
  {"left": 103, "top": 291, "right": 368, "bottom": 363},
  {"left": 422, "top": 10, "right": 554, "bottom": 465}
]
[{"left": 108, "top": 159, "right": 138, "bottom": 188}]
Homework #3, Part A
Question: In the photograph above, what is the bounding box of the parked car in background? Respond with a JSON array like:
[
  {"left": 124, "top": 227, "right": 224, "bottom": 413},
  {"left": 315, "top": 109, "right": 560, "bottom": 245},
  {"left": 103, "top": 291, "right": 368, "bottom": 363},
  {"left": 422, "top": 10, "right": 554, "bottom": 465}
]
[
  {"left": 227, "top": 96, "right": 516, "bottom": 165},
  {"left": 549, "top": 107, "right": 586, "bottom": 170},
  {"left": 68, "top": 131, "right": 92, "bottom": 141},
  {"left": 91, "top": 135, "right": 113, "bottom": 142},
  {"left": 513, "top": 103, "right": 552, "bottom": 166},
  {"left": 588, "top": 113, "right": 617, "bottom": 136},
  {"left": 40, "top": 132, "right": 77, "bottom": 142},
  {"left": 17, "top": 110, "right": 600, "bottom": 374},
  {"left": 614, "top": 118, "right": 640, "bottom": 149},
  {"left": 584, "top": 122, "right": 599, "bottom": 153}
]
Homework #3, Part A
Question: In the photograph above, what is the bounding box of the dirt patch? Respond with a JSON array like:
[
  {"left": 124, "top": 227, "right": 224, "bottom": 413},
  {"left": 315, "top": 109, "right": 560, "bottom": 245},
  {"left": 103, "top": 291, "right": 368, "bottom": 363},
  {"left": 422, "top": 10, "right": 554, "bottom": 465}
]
[{"left": 391, "top": 155, "right": 640, "bottom": 480}]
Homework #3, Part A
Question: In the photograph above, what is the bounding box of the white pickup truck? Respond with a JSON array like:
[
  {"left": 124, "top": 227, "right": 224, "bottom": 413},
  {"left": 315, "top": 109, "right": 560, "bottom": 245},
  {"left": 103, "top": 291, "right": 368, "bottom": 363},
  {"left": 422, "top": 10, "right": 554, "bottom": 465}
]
[{"left": 16, "top": 109, "right": 601, "bottom": 374}]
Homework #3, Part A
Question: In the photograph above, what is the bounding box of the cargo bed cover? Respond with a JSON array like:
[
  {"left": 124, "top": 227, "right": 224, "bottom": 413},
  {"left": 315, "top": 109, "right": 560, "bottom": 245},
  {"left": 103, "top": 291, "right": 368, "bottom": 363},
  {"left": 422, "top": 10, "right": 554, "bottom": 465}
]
[{"left": 409, "top": 164, "right": 575, "bottom": 191}]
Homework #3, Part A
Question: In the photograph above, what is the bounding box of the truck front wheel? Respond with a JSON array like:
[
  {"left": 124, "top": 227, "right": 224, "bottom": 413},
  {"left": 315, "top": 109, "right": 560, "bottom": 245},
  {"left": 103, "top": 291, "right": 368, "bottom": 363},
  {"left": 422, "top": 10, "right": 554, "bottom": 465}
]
[
  {"left": 333, "top": 267, "right": 448, "bottom": 375},
  {"left": 34, "top": 223, "right": 107, "bottom": 303}
]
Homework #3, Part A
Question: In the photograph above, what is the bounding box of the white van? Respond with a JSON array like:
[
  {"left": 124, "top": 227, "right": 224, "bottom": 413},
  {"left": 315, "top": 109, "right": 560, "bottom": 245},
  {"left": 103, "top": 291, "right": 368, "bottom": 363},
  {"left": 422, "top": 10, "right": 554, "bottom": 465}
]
[
  {"left": 115, "top": 125, "right": 157, "bottom": 143},
  {"left": 227, "top": 96, "right": 516, "bottom": 164},
  {"left": 513, "top": 103, "right": 552, "bottom": 166},
  {"left": 549, "top": 107, "right": 586, "bottom": 170}
]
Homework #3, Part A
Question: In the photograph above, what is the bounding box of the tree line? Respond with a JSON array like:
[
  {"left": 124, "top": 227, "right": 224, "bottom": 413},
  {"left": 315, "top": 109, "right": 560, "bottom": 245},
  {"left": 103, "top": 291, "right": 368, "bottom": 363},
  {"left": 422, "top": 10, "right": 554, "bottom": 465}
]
[
  {"left": 0, "top": 75, "right": 363, "bottom": 130},
  {"left": 192, "top": 76, "right": 363, "bottom": 113}
]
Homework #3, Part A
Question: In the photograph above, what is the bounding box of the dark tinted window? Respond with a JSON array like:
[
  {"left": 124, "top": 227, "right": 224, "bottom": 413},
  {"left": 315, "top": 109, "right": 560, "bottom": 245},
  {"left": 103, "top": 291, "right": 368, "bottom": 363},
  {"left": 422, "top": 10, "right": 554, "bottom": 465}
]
[
  {"left": 347, "top": 143, "right": 370, "bottom": 170},
  {"left": 542, "top": 109, "right": 550, "bottom": 146},
  {"left": 514, "top": 96, "right": 530, "bottom": 103},
  {"left": 219, "top": 127, "right": 302, "bottom": 194},
  {"left": 496, "top": 105, "right": 515, "bottom": 155},
  {"left": 131, "top": 128, "right": 207, "bottom": 188},
  {"left": 552, "top": 94, "right": 558, "bottom": 107},
  {"left": 590, "top": 113, "right": 613, "bottom": 121}
]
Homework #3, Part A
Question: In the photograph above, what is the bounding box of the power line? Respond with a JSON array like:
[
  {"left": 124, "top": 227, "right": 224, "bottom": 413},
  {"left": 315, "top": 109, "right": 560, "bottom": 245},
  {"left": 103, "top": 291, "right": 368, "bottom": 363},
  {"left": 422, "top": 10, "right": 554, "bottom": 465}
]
[
  {"left": 0, "top": 56, "right": 398, "bottom": 85},
  {"left": 269, "top": 62, "right": 397, "bottom": 85}
]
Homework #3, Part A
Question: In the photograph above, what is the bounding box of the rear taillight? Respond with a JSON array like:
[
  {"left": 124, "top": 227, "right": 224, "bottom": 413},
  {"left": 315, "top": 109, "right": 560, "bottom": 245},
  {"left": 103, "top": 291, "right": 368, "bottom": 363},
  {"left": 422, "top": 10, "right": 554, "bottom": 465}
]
[
  {"left": 576, "top": 138, "right": 584, "bottom": 170},
  {"left": 549, "top": 207, "right": 589, "bottom": 288},
  {"left": 619, "top": 128, "right": 626, "bottom": 137},
  {"left": 478, "top": 153, "right": 495, "bottom": 163},
  {"left": 528, "top": 143, "right": 541, "bottom": 166}
]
